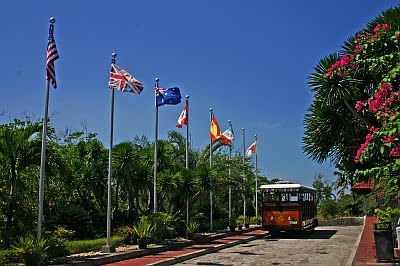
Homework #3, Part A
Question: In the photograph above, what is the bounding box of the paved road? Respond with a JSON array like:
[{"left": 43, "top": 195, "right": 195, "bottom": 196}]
[{"left": 174, "top": 226, "right": 363, "bottom": 266}]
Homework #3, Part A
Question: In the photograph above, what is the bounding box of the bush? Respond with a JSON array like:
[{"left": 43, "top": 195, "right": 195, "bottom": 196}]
[
  {"left": 141, "top": 212, "right": 177, "bottom": 239},
  {"left": 0, "top": 249, "right": 20, "bottom": 265},
  {"left": 374, "top": 207, "right": 400, "bottom": 231},
  {"left": 45, "top": 227, "right": 75, "bottom": 258},
  {"left": 45, "top": 204, "right": 94, "bottom": 240},
  {"left": 318, "top": 199, "right": 339, "bottom": 219},
  {"left": 114, "top": 226, "right": 134, "bottom": 244},
  {"left": 236, "top": 215, "right": 244, "bottom": 226},
  {"left": 249, "top": 216, "right": 261, "bottom": 225}
]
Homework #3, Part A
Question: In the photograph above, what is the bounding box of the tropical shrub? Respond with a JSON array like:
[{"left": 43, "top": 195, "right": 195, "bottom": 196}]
[
  {"left": 318, "top": 199, "right": 339, "bottom": 220},
  {"left": 184, "top": 221, "right": 200, "bottom": 234},
  {"left": 114, "top": 226, "right": 134, "bottom": 244},
  {"left": 133, "top": 221, "right": 154, "bottom": 239},
  {"left": 45, "top": 204, "right": 94, "bottom": 240},
  {"left": 13, "top": 235, "right": 49, "bottom": 255}
]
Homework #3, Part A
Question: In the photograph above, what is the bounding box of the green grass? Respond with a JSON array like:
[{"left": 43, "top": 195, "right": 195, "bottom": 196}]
[{"left": 65, "top": 235, "right": 125, "bottom": 254}]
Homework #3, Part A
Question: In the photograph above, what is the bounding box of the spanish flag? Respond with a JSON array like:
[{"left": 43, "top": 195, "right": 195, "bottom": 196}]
[{"left": 210, "top": 114, "right": 222, "bottom": 141}]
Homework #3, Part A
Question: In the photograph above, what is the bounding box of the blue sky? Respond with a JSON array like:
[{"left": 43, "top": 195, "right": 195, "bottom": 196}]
[{"left": 1, "top": 1, "right": 399, "bottom": 187}]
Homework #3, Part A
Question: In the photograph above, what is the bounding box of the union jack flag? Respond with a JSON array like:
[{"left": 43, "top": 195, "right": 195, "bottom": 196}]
[
  {"left": 46, "top": 24, "right": 59, "bottom": 88},
  {"left": 109, "top": 64, "right": 143, "bottom": 94}
]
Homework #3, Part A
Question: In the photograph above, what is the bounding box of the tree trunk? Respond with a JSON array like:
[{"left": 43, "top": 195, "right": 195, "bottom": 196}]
[
  {"left": 5, "top": 168, "right": 16, "bottom": 248},
  {"left": 342, "top": 97, "right": 374, "bottom": 128},
  {"left": 4, "top": 198, "right": 14, "bottom": 248}
]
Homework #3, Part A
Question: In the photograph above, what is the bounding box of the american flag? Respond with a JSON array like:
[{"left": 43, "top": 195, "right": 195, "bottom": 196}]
[
  {"left": 46, "top": 24, "right": 59, "bottom": 88},
  {"left": 109, "top": 64, "right": 143, "bottom": 94}
]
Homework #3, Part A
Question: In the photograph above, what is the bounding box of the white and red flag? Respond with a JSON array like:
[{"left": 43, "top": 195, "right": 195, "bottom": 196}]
[
  {"left": 220, "top": 125, "right": 234, "bottom": 145},
  {"left": 176, "top": 104, "right": 188, "bottom": 128},
  {"left": 46, "top": 24, "right": 59, "bottom": 88},
  {"left": 246, "top": 141, "right": 257, "bottom": 157}
]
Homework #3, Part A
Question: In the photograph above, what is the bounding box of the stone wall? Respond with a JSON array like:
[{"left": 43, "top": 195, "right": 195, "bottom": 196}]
[{"left": 318, "top": 217, "right": 364, "bottom": 226}]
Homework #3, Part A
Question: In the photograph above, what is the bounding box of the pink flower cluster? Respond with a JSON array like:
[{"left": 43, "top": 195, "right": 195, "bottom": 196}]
[
  {"left": 352, "top": 24, "right": 390, "bottom": 54},
  {"left": 354, "top": 82, "right": 400, "bottom": 162},
  {"left": 367, "top": 83, "right": 393, "bottom": 113},
  {"left": 355, "top": 126, "right": 378, "bottom": 162},
  {"left": 325, "top": 54, "right": 357, "bottom": 79},
  {"left": 326, "top": 24, "right": 390, "bottom": 79},
  {"left": 383, "top": 135, "right": 394, "bottom": 143},
  {"left": 390, "top": 143, "right": 400, "bottom": 157},
  {"left": 374, "top": 24, "right": 390, "bottom": 37},
  {"left": 355, "top": 83, "right": 396, "bottom": 117}
]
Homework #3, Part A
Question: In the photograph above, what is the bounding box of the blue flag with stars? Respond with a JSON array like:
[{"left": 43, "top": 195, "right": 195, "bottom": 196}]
[{"left": 156, "top": 87, "right": 182, "bottom": 107}]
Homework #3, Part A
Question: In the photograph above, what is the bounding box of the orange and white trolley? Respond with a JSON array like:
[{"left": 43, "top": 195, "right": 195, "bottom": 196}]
[{"left": 260, "top": 182, "right": 318, "bottom": 234}]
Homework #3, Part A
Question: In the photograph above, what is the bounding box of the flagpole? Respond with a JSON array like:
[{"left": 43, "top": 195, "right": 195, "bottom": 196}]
[
  {"left": 185, "top": 95, "right": 190, "bottom": 226},
  {"left": 154, "top": 78, "right": 159, "bottom": 214},
  {"left": 228, "top": 120, "right": 232, "bottom": 222},
  {"left": 242, "top": 127, "right": 246, "bottom": 227},
  {"left": 102, "top": 53, "right": 117, "bottom": 253},
  {"left": 37, "top": 17, "right": 56, "bottom": 240},
  {"left": 254, "top": 135, "right": 258, "bottom": 218},
  {"left": 209, "top": 108, "right": 213, "bottom": 231}
]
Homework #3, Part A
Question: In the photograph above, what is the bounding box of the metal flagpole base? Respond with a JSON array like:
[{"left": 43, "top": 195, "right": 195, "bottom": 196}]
[{"left": 101, "top": 245, "right": 116, "bottom": 253}]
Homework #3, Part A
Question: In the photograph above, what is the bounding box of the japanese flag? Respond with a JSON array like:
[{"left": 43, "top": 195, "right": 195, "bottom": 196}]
[{"left": 246, "top": 141, "right": 257, "bottom": 157}]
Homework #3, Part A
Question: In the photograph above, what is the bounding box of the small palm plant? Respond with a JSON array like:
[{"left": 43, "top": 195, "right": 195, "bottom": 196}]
[
  {"left": 184, "top": 221, "right": 200, "bottom": 239},
  {"left": 133, "top": 221, "right": 154, "bottom": 249},
  {"left": 185, "top": 221, "right": 200, "bottom": 234},
  {"left": 133, "top": 221, "right": 154, "bottom": 239},
  {"left": 13, "top": 235, "right": 49, "bottom": 266}
]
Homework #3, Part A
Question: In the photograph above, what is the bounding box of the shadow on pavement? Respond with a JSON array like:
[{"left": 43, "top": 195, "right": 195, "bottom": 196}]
[{"left": 264, "top": 229, "right": 338, "bottom": 240}]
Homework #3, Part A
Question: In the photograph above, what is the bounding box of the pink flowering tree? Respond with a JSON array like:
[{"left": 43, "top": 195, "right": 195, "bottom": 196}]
[
  {"left": 346, "top": 21, "right": 400, "bottom": 201},
  {"left": 304, "top": 6, "right": 400, "bottom": 201}
]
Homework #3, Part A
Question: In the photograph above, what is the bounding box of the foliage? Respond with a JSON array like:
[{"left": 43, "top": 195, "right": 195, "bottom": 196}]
[
  {"left": 45, "top": 204, "right": 93, "bottom": 240},
  {"left": 374, "top": 207, "right": 400, "bottom": 230},
  {"left": 312, "top": 174, "right": 335, "bottom": 207},
  {"left": 303, "top": 4, "right": 400, "bottom": 202},
  {"left": 236, "top": 215, "right": 244, "bottom": 226},
  {"left": 184, "top": 221, "right": 200, "bottom": 234},
  {"left": 141, "top": 212, "right": 176, "bottom": 239},
  {"left": 13, "top": 235, "right": 49, "bottom": 255},
  {"left": 133, "top": 221, "right": 154, "bottom": 239},
  {"left": 65, "top": 235, "right": 125, "bottom": 254},
  {"left": 0, "top": 248, "right": 20, "bottom": 265},
  {"left": 249, "top": 216, "right": 261, "bottom": 225},
  {"left": 45, "top": 227, "right": 75, "bottom": 258},
  {"left": 0, "top": 117, "right": 264, "bottom": 249},
  {"left": 318, "top": 199, "right": 339, "bottom": 220},
  {"left": 229, "top": 216, "right": 236, "bottom": 226},
  {"left": 114, "top": 226, "right": 134, "bottom": 244}
]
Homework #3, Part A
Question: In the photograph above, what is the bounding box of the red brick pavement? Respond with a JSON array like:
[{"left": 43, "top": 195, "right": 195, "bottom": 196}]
[
  {"left": 354, "top": 216, "right": 378, "bottom": 265},
  {"left": 354, "top": 216, "right": 400, "bottom": 266},
  {"left": 104, "top": 229, "right": 267, "bottom": 266}
]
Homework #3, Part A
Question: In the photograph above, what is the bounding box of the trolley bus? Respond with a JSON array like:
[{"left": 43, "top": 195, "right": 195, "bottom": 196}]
[{"left": 260, "top": 181, "right": 318, "bottom": 234}]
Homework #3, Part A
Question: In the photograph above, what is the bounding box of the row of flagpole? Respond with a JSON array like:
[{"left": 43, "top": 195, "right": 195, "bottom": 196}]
[{"left": 37, "top": 18, "right": 259, "bottom": 250}]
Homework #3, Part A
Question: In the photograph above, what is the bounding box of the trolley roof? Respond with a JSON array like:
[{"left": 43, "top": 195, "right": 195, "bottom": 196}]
[{"left": 260, "top": 183, "right": 316, "bottom": 193}]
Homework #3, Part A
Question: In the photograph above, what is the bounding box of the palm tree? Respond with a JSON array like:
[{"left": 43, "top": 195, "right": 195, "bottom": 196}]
[
  {"left": 0, "top": 119, "right": 42, "bottom": 247},
  {"left": 113, "top": 141, "right": 138, "bottom": 219},
  {"left": 304, "top": 5, "right": 400, "bottom": 196}
]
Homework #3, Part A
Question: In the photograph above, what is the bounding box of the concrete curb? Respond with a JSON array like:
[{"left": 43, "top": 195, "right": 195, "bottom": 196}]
[
  {"left": 346, "top": 215, "right": 366, "bottom": 266},
  {"left": 61, "top": 227, "right": 264, "bottom": 265}
]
